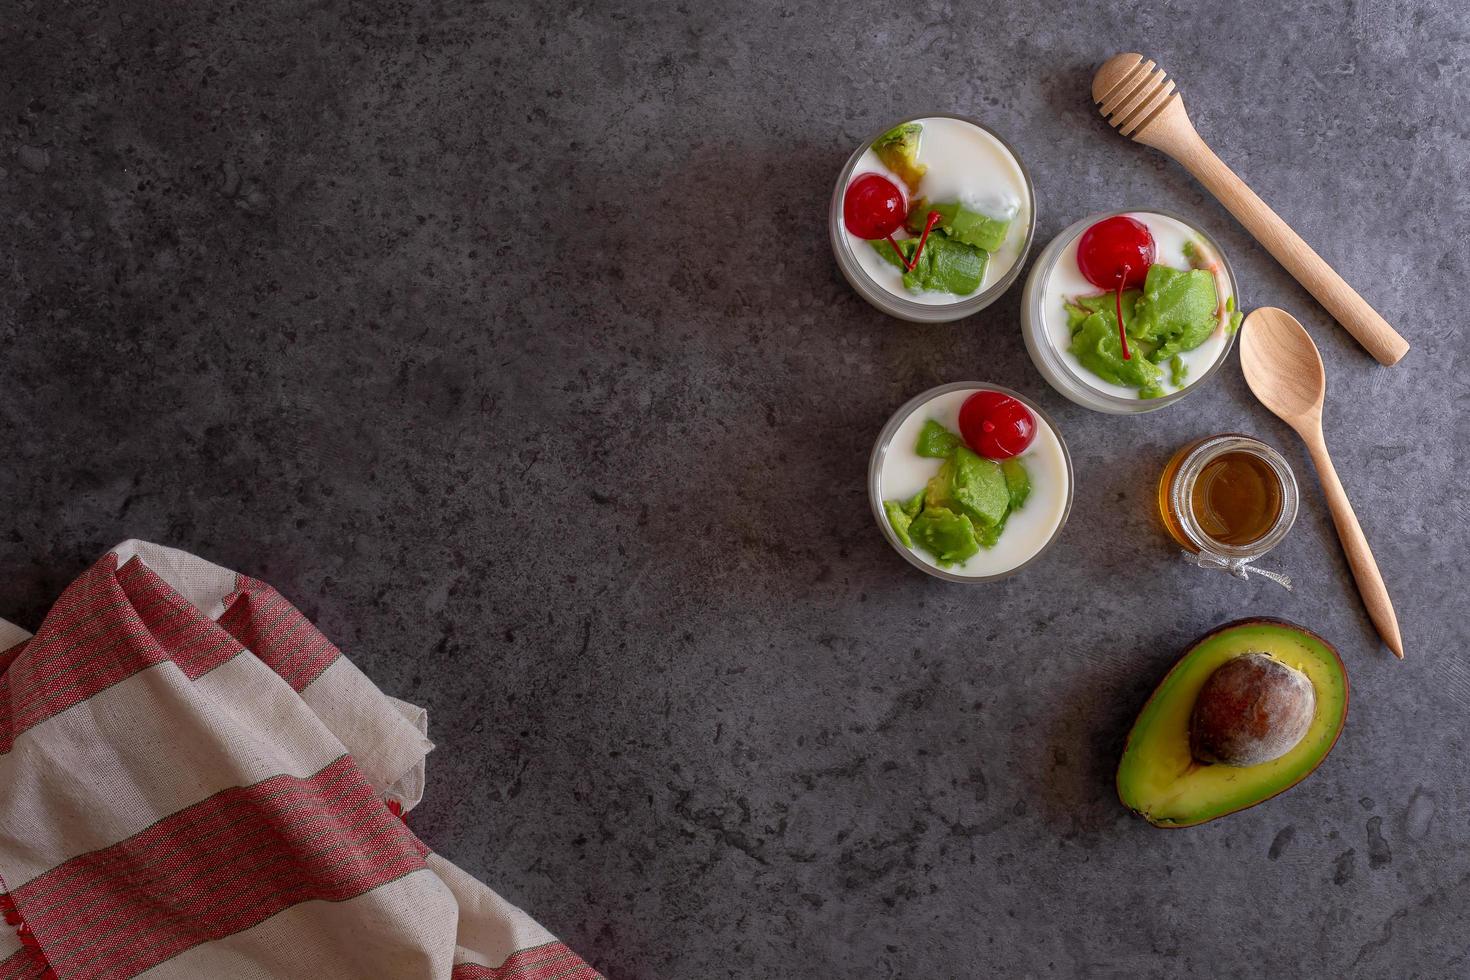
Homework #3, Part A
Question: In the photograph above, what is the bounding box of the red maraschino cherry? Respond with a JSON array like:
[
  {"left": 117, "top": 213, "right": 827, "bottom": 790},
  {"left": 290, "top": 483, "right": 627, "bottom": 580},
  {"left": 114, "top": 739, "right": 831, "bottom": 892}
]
[
  {"left": 958, "top": 391, "right": 1036, "bottom": 461},
  {"left": 843, "top": 173, "right": 940, "bottom": 274},
  {"left": 1076, "top": 215, "right": 1155, "bottom": 361},
  {"left": 843, "top": 173, "right": 907, "bottom": 239}
]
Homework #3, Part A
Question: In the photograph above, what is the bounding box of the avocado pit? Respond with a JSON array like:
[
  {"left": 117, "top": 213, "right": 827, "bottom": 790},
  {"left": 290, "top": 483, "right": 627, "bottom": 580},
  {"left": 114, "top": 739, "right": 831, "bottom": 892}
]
[{"left": 1189, "top": 652, "right": 1315, "bottom": 767}]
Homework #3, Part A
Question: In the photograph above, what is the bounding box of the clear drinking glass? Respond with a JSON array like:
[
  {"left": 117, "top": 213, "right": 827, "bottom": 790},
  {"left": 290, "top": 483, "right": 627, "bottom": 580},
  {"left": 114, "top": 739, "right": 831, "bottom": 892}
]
[
  {"left": 829, "top": 114, "right": 1037, "bottom": 323},
  {"left": 868, "top": 381, "right": 1073, "bottom": 583},
  {"left": 1019, "top": 208, "right": 1240, "bottom": 414}
]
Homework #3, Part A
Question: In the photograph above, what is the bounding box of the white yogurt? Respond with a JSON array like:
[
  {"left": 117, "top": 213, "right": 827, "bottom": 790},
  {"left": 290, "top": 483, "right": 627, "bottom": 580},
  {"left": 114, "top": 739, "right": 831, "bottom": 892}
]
[
  {"left": 878, "top": 388, "right": 1070, "bottom": 578},
  {"left": 844, "top": 117, "right": 1031, "bottom": 305},
  {"left": 1040, "top": 211, "right": 1235, "bottom": 399}
]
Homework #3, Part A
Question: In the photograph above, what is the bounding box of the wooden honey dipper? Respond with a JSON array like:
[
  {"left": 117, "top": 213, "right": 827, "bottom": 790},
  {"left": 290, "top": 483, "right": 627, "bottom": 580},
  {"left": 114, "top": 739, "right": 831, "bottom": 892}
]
[{"left": 1093, "top": 53, "right": 1410, "bottom": 367}]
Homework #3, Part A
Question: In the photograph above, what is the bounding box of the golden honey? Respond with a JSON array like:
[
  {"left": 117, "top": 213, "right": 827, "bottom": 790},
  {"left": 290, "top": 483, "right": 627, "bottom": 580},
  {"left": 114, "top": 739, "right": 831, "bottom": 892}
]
[
  {"left": 1159, "top": 435, "right": 1298, "bottom": 557},
  {"left": 1192, "top": 451, "right": 1283, "bottom": 546}
]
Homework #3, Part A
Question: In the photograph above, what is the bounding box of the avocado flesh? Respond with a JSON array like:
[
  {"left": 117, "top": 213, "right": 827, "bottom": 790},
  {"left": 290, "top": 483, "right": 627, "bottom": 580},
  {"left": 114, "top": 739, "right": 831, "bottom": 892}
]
[{"left": 1117, "top": 619, "right": 1348, "bottom": 828}]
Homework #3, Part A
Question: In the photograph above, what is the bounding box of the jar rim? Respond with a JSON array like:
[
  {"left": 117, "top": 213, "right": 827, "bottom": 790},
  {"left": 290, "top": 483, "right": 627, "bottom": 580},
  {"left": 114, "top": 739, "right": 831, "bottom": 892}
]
[{"left": 1169, "top": 434, "right": 1299, "bottom": 559}]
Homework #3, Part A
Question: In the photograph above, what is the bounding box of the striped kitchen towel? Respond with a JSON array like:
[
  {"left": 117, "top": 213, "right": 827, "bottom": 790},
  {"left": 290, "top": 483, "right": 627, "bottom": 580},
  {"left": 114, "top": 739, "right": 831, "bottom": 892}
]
[{"left": 0, "top": 541, "right": 601, "bottom": 980}]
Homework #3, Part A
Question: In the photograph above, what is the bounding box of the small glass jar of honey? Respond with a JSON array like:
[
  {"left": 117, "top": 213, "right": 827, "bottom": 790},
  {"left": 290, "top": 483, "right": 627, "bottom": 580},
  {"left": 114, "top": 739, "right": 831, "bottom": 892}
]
[{"left": 1159, "top": 435, "right": 1299, "bottom": 577}]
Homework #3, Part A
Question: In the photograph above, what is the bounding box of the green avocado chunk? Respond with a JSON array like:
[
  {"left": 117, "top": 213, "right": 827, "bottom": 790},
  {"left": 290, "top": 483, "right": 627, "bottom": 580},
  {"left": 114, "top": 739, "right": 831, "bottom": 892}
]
[
  {"left": 924, "top": 456, "right": 957, "bottom": 511},
  {"left": 1001, "top": 458, "right": 1030, "bottom": 510},
  {"left": 1066, "top": 296, "right": 1165, "bottom": 398},
  {"left": 884, "top": 500, "right": 915, "bottom": 548},
  {"left": 1116, "top": 619, "right": 1348, "bottom": 828},
  {"left": 1131, "top": 264, "right": 1219, "bottom": 361},
  {"left": 872, "top": 123, "right": 927, "bottom": 193},
  {"left": 923, "top": 201, "right": 1011, "bottom": 252},
  {"left": 974, "top": 511, "right": 1007, "bottom": 549},
  {"left": 882, "top": 485, "right": 929, "bottom": 548},
  {"left": 915, "top": 419, "right": 962, "bottom": 458},
  {"left": 1065, "top": 259, "right": 1229, "bottom": 398},
  {"left": 949, "top": 446, "right": 1010, "bottom": 530},
  {"left": 872, "top": 237, "right": 986, "bottom": 296},
  {"left": 908, "top": 506, "right": 979, "bottom": 566},
  {"left": 1223, "top": 295, "right": 1242, "bottom": 335},
  {"left": 889, "top": 438, "right": 1035, "bottom": 567}
]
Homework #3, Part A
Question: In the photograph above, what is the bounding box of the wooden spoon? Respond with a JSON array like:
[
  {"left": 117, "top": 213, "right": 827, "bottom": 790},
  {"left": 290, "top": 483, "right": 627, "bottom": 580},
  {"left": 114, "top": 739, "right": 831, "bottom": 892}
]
[
  {"left": 1093, "top": 53, "right": 1410, "bottom": 368},
  {"left": 1240, "top": 307, "right": 1404, "bottom": 658}
]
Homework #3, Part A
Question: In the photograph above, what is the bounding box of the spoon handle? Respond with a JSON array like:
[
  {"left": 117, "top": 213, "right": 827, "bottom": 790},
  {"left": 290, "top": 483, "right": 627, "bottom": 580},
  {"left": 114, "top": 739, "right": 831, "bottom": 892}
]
[
  {"left": 1304, "top": 436, "right": 1405, "bottom": 658},
  {"left": 1168, "top": 131, "right": 1410, "bottom": 367}
]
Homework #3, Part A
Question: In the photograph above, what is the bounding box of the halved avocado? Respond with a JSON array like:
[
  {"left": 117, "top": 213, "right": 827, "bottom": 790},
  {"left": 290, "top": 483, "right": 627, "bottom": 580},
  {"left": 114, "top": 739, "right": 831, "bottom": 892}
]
[{"left": 1117, "top": 618, "right": 1348, "bottom": 828}]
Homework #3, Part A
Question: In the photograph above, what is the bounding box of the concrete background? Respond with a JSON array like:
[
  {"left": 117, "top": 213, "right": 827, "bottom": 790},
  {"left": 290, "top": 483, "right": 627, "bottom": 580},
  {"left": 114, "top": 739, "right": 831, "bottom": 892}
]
[{"left": 2, "top": 1, "right": 1467, "bottom": 976}]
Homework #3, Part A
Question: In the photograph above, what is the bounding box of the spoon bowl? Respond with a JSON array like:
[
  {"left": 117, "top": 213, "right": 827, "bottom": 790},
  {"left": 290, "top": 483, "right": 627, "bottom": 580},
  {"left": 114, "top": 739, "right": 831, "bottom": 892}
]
[
  {"left": 1241, "top": 308, "right": 1404, "bottom": 658},
  {"left": 1239, "top": 307, "right": 1327, "bottom": 431}
]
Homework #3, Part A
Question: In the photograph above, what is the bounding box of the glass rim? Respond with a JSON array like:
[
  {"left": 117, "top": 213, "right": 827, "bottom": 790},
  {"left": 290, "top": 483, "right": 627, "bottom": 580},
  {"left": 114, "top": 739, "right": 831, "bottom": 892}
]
[
  {"left": 1024, "top": 207, "right": 1242, "bottom": 411},
  {"left": 868, "top": 381, "right": 1074, "bottom": 583},
  {"left": 829, "top": 113, "right": 1038, "bottom": 321},
  {"left": 1169, "top": 434, "right": 1299, "bottom": 559}
]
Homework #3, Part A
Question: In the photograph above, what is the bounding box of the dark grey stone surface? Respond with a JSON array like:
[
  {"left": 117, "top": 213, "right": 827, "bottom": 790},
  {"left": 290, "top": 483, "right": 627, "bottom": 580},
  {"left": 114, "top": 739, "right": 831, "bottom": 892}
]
[{"left": 2, "top": 1, "right": 1467, "bottom": 977}]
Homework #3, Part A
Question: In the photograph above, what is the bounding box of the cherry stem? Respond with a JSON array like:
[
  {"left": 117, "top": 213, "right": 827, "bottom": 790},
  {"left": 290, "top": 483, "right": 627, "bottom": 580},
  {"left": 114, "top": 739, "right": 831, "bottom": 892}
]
[
  {"left": 884, "top": 233, "right": 905, "bottom": 267},
  {"left": 1115, "top": 267, "right": 1132, "bottom": 361},
  {"left": 888, "top": 211, "right": 944, "bottom": 273},
  {"left": 908, "top": 210, "right": 942, "bottom": 271}
]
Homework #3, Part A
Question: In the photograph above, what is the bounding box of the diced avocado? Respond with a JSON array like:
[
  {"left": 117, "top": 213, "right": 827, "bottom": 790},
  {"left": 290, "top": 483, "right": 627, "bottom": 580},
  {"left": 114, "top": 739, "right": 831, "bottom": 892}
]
[
  {"left": 1184, "top": 240, "right": 1244, "bottom": 336},
  {"left": 871, "top": 236, "right": 986, "bottom": 296},
  {"left": 924, "top": 456, "right": 956, "bottom": 511},
  {"left": 871, "top": 237, "right": 909, "bottom": 271},
  {"left": 872, "top": 123, "right": 927, "bottom": 194},
  {"left": 1064, "top": 291, "right": 1137, "bottom": 335},
  {"left": 1064, "top": 299, "right": 1096, "bottom": 334},
  {"left": 1001, "top": 458, "right": 1030, "bottom": 510},
  {"left": 1182, "top": 239, "right": 1208, "bottom": 269},
  {"left": 919, "top": 236, "right": 985, "bottom": 295},
  {"left": 906, "top": 199, "right": 1010, "bottom": 252},
  {"left": 1117, "top": 619, "right": 1348, "bottom": 828},
  {"left": 915, "top": 419, "right": 962, "bottom": 458},
  {"left": 908, "top": 506, "right": 979, "bottom": 566},
  {"left": 883, "top": 499, "right": 915, "bottom": 548},
  {"left": 949, "top": 446, "right": 1010, "bottom": 530},
  {"left": 1223, "top": 295, "right": 1242, "bottom": 335},
  {"left": 886, "top": 431, "right": 1028, "bottom": 566},
  {"left": 1131, "top": 264, "right": 1219, "bottom": 360},
  {"left": 1068, "top": 304, "right": 1164, "bottom": 393},
  {"left": 975, "top": 511, "right": 1008, "bottom": 549},
  {"left": 1066, "top": 254, "right": 1229, "bottom": 396},
  {"left": 929, "top": 202, "right": 1010, "bottom": 252}
]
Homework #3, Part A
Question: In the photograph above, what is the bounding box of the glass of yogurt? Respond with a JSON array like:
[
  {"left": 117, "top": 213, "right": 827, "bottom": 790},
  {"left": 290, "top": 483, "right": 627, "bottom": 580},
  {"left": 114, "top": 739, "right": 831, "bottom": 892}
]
[
  {"left": 1020, "top": 209, "right": 1241, "bottom": 414},
  {"left": 869, "top": 382, "right": 1073, "bottom": 582},
  {"left": 830, "top": 114, "right": 1036, "bottom": 322}
]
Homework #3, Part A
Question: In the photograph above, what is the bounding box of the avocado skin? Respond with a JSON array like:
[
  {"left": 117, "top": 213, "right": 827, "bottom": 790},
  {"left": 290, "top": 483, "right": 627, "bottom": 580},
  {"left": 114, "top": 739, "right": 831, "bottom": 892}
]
[{"left": 1117, "top": 617, "right": 1349, "bottom": 829}]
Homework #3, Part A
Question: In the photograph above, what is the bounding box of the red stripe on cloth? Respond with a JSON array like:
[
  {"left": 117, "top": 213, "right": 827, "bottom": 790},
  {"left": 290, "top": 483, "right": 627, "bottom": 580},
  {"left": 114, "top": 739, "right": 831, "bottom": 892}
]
[
  {"left": 114, "top": 558, "right": 247, "bottom": 679},
  {"left": 216, "top": 575, "right": 341, "bottom": 691},
  {"left": 12, "top": 756, "right": 430, "bottom": 980},
  {"left": 0, "top": 641, "right": 29, "bottom": 680},
  {"left": 451, "top": 942, "right": 601, "bottom": 980},
  {"left": 0, "top": 941, "right": 51, "bottom": 980},
  {"left": 0, "top": 555, "right": 251, "bottom": 752}
]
